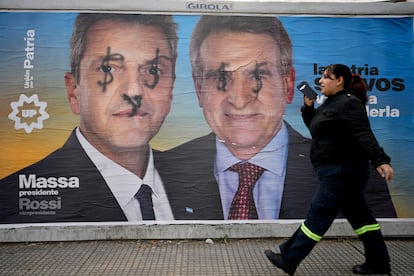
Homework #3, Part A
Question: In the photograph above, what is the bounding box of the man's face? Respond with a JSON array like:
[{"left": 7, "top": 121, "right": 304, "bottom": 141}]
[
  {"left": 65, "top": 20, "right": 174, "bottom": 154},
  {"left": 196, "top": 32, "right": 294, "bottom": 159}
]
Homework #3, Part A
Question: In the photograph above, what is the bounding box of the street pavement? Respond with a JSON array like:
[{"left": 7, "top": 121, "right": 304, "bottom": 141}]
[{"left": 0, "top": 238, "right": 413, "bottom": 275}]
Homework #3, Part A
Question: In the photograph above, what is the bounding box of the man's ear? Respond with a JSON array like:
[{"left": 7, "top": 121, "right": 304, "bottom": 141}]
[
  {"left": 193, "top": 71, "right": 204, "bottom": 108},
  {"left": 284, "top": 67, "right": 295, "bottom": 104},
  {"left": 64, "top": 72, "right": 80, "bottom": 115}
]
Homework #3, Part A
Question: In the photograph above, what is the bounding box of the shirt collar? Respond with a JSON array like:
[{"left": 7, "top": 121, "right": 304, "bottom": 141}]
[
  {"left": 215, "top": 122, "right": 288, "bottom": 176},
  {"left": 75, "top": 127, "right": 158, "bottom": 207}
]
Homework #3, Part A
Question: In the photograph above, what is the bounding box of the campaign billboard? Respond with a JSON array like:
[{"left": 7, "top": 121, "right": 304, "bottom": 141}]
[{"left": 0, "top": 12, "right": 413, "bottom": 224}]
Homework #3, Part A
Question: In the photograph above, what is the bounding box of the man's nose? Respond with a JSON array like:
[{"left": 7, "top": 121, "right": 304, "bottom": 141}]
[
  {"left": 226, "top": 79, "right": 256, "bottom": 108},
  {"left": 122, "top": 68, "right": 144, "bottom": 97}
]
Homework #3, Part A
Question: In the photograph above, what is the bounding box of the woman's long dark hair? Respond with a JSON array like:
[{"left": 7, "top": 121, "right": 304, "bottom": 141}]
[{"left": 325, "top": 64, "right": 368, "bottom": 103}]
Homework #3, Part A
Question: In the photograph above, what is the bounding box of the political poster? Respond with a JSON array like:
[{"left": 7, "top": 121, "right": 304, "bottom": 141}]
[{"left": 0, "top": 12, "right": 413, "bottom": 224}]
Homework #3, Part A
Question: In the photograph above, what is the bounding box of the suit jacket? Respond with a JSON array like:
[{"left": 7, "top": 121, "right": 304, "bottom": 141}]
[
  {"left": 0, "top": 129, "right": 164, "bottom": 224},
  {"left": 158, "top": 122, "right": 397, "bottom": 220}
]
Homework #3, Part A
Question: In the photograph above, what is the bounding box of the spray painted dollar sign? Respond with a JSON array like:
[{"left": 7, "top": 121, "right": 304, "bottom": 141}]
[
  {"left": 252, "top": 62, "right": 265, "bottom": 94},
  {"left": 217, "top": 62, "right": 228, "bottom": 92},
  {"left": 98, "top": 47, "right": 124, "bottom": 92},
  {"left": 144, "top": 48, "right": 160, "bottom": 89}
]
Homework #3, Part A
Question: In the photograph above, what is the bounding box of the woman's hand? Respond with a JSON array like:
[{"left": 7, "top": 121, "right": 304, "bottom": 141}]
[
  {"left": 376, "top": 164, "right": 394, "bottom": 181},
  {"left": 304, "top": 95, "right": 315, "bottom": 106}
]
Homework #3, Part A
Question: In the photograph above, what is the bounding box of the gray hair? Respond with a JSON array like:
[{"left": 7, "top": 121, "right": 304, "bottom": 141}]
[{"left": 189, "top": 16, "right": 293, "bottom": 87}]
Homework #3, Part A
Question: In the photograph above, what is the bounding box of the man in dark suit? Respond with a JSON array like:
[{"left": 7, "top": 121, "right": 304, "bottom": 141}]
[
  {"left": 160, "top": 124, "right": 396, "bottom": 220},
  {"left": 160, "top": 15, "right": 396, "bottom": 220},
  {"left": 0, "top": 13, "right": 178, "bottom": 223}
]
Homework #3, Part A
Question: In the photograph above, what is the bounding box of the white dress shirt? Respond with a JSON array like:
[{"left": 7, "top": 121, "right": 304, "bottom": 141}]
[
  {"left": 76, "top": 128, "right": 174, "bottom": 221},
  {"left": 215, "top": 122, "right": 288, "bottom": 219}
]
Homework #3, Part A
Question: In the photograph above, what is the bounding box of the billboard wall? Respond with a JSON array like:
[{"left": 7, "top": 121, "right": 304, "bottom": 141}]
[{"left": 0, "top": 12, "right": 413, "bottom": 224}]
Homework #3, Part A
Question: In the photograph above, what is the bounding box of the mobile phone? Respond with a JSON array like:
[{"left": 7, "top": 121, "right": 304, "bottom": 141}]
[{"left": 297, "top": 81, "right": 318, "bottom": 99}]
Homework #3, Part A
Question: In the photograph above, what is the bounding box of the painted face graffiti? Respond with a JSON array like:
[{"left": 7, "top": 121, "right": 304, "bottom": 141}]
[
  {"left": 122, "top": 94, "right": 142, "bottom": 117},
  {"left": 197, "top": 31, "right": 292, "bottom": 157},
  {"left": 144, "top": 48, "right": 161, "bottom": 89},
  {"left": 97, "top": 47, "right": 164, "bottom": 117},
  {"left": 67, "top": 20, "right": 174, "bottom": 153},
  {"left": 98, "top": 47, "right": 124, "bottom": 92},
  {"left": 217, "top": 62, "right": 228, "bottom": 91},
  {"left": 252, "top": 62, "right": 266, "bottom": 94},
  {"left": 212, "top": 62, "right": 265, "bottom": 94}
]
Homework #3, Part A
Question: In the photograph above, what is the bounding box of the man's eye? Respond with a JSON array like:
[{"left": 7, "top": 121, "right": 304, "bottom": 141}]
[
  {"left": 149, "top": 66, "right": 160, "bottom": 75},
  {"left": 140, "top": 66, "right": 160, "bottom": 75},
  {"left": 149, "top": 67, "right": 160, "bottom": 75},
  {"left": 252, "top": 69, "right": 270, "bottom": 80},
  {"left": 99, "top": 64, "right": 122, "bottom": 73},
  {"left": 100, "top": 65, "right": 112, "bottom": 73}
]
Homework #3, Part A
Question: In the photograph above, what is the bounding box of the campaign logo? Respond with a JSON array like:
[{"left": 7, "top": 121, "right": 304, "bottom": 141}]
[{"left": 8, "top": 94, "right": 49, "bottom": 133}]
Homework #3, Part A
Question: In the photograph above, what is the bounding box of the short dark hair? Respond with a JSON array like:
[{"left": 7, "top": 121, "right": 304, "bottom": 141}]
[{"left": 70, "top": 13, "right": 178, "bottom": 83}]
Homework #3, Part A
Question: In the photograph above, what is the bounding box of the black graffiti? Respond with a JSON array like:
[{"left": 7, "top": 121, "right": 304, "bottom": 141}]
[
  {"left": 252, "top": 63, "right": 265, "bottom": 94},
  {"left": 144, "top": 48, "right": 161, "bottom": 89},
  {"left": 98, "top": 47, "right": 124, "bottom": 92},
  {"left": 217, "top": 62, "right": 228, "bottom": 91},
  {"left": 122, "top": 94, "right": 142, "bottom": 117}
]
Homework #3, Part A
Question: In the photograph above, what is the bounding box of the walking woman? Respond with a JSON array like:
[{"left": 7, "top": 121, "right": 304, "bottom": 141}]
[{"left": 264, "top": 64, "right": 393, "bottom": 275}]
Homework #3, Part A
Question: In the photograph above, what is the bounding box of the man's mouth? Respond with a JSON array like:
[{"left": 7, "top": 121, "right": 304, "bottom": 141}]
[
  {"left": 226, "top": 113, "right": 258, "bottom": 120},
  {"left": 113, "top": 108, "right": 148, "bottom": 117}
]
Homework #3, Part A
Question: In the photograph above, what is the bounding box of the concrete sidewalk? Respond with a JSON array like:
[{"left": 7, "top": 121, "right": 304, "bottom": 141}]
[{"left": 1, "top": 238, "right": 413, "bottom": 275}]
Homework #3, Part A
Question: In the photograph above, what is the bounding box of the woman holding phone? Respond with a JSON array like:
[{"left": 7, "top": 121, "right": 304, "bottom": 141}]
[{"left": 265, "top": 64, "right": 393, "bottom": 275}]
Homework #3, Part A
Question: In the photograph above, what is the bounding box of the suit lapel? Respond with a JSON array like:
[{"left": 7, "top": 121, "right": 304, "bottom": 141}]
[
  {"left": 53, "top": 130, "right": 128, "bottom": 221},
  {"left": 158, "top": 133, "right": 224, "bottom": 220},
  {"left": 280, "top": 123, "right": 317, "bottom": 219}
]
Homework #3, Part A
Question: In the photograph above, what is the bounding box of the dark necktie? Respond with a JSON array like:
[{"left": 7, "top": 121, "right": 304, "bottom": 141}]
[
  {"left": 228, "top": 162, "right": 264, "bottom": 220},
  {"left": 134, "top": 184, "right": 155, "bottom": 220}
]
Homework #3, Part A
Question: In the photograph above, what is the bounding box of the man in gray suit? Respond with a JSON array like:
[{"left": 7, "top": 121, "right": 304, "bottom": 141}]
[{"left": 160, "top": 15, "right": 396, "bottom": 220}]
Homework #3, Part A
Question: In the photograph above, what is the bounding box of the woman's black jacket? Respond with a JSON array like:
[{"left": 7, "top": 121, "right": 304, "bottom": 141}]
[{"left": 301, "top": 90, "right": 391, "bottom": 168}]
